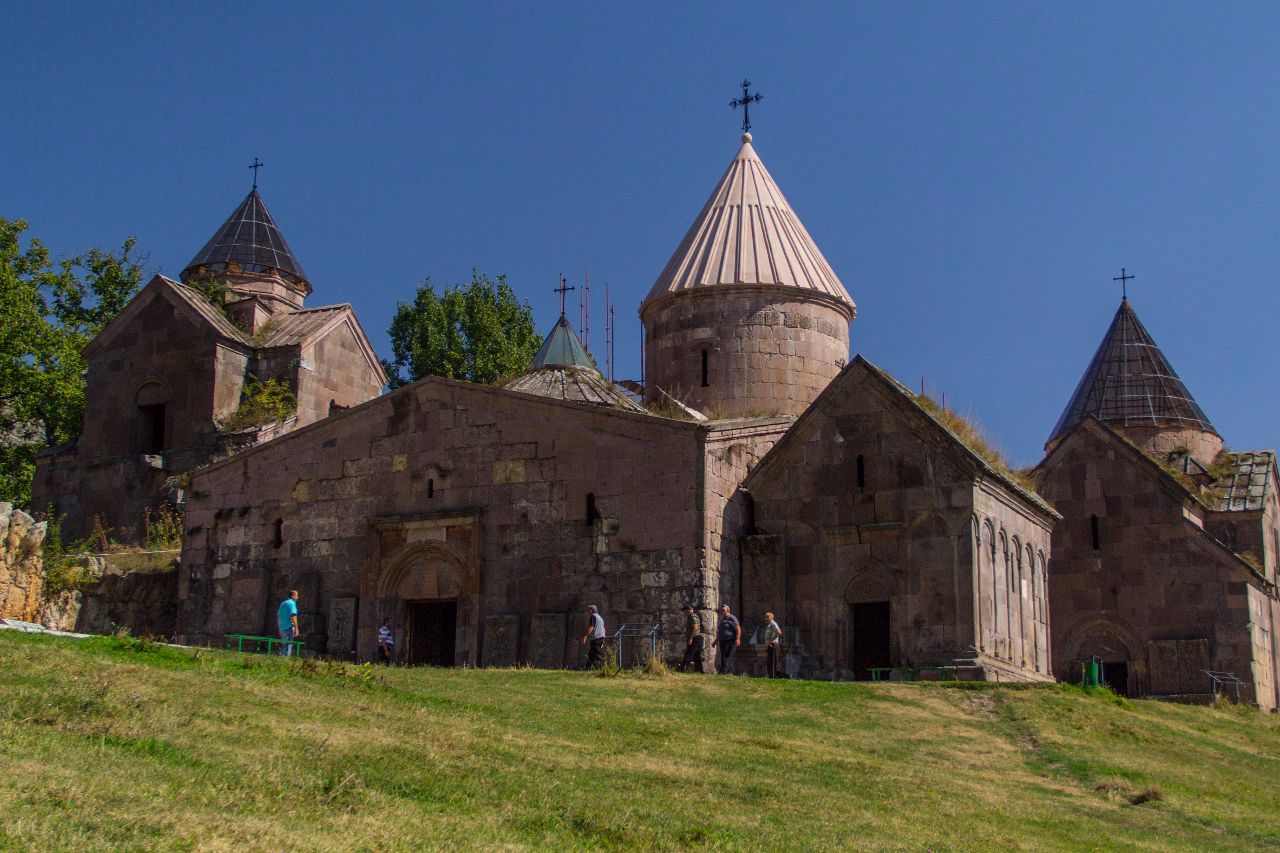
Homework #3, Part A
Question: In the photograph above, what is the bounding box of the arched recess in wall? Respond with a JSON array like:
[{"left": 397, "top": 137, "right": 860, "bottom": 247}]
[
  {"left": 981, "top": 519, "right": 997, "bottom": 647},
  {"left": 842, "top": 559, "right": 896, "bottom": 604},
  {"left": 379, "top": 542, "right": 476, "bottom": 600},
  {"left": 135, "top": 380, "right": 171, "bottom": 454},
  {"left": 1062, "top": 617, "right": 1143, "bottom": 679}
]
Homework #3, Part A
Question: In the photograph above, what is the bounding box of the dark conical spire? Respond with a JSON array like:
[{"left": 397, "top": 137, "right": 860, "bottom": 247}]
[
  {"left": 1047, "top": 299, "right": 1217, "bottom": 446},
  {"left": 530, "top": 314, "right": 594, "bottom": 369},
  {"left": 181, "top": 189, "right": 310, "bottom": 292}
]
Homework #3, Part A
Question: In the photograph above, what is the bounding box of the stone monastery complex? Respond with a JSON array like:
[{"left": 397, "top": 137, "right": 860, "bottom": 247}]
[{"left": 28, "top": 130, "right": 1280, "bottom": 708}]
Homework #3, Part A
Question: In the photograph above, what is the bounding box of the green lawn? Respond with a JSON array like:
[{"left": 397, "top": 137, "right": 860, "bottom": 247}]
[{"left": 1, "top": 630, "right": 1278, "bottom": 851}]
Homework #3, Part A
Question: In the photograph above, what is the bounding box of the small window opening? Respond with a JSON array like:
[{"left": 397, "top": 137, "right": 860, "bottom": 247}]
[
  {"left": 272, "top": 518, "right": 284, "bottom": 549},
  {"left": 428, "top": 478, "right": 435, "bottom": 498},
  {"left": 139, "top": 403, "right": 167, "bottom": 453},
  {"left": 1090, "top": 514, "right": 1100, "bottom": 551},
  {"left": 700, "top": 349, "right": 709, "bottom": 387},
  {"left": 586, "top": 492, "right": 600, "bottom": 527},
  {"left": 856, "top": 455, "right": 865, "bottom": 489}
]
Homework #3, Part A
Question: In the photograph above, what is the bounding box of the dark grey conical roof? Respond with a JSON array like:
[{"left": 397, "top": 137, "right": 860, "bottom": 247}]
[
  {"left": 181, "top": 189, "right": 309, "bottom": 289},
  {"left": 1048, "top": 298, "right": 1217, "bottom": 445}
]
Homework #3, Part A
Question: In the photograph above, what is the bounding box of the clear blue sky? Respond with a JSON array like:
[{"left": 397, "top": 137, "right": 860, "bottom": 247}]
[{"left": 3, "top": 3, "right": 1277, "bottom": 465}]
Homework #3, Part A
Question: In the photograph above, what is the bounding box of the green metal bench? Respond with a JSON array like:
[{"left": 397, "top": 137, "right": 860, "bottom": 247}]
[{"left": 224, "top": 633, "right": 305, "bottom": 656}]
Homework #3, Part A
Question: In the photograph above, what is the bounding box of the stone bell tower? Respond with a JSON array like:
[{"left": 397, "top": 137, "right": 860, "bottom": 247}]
[{"left": 639, "top": 132, "right": 856, "bottom": 419}]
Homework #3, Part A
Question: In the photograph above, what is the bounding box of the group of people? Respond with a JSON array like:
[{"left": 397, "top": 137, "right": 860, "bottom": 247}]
[
  {"left": 581, "top": 603, "right": 786, "bottom": 677},
  {"left": 277, "top": 591, "right": 784, "bottom": 675}
]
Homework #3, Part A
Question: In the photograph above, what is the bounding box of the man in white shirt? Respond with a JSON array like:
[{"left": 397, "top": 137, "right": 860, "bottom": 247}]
[
  {"left": 377, "top": 617, "right": 395, "bottom": 664},
  {"left": 761, "top": 611, "right": 783, "bottom": 678}
]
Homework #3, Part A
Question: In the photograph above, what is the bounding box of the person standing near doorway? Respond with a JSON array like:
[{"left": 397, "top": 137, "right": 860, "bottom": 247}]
[
  {"left": 761, "top": 611, "right": 783, "bottom": 677},
  {"left": 712, "top": 604, "right": 741, "bottom": 674},
  {"left": 277, "top": 590, "right": 300, "bottom": 656},
  {"left": 580, "top": 604, "right": 607, "bottom": 668},
  {"left": 377, "top": 617, "right": 395, "bottom": 665},
  {"left": 679, "top": 605, "right": 705, "bottom": 673}
]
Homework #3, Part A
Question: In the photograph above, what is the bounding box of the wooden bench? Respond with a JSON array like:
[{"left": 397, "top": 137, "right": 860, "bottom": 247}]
[{"left": 224, "top": 633, "right": 305, "bottom": 657}]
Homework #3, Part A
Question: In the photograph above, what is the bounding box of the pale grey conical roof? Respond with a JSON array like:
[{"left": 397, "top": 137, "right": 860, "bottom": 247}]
[
  {"left": 505, "top": 315, "right": 646, "bottom": 413},
  {"left": 1048, "top": 298, "right": 1217, "bottom": 445},
  {"left": 642, "top": 133, "right": 854, "bottom": 315}
]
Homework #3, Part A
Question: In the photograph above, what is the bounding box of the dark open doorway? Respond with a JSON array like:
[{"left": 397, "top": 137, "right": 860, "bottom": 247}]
[
  {"left": 405, "top": 600, "right": 457, "bottom": 666},
  {"left": 1101, "top": 661, "right": 1129, "bottom": 696},
  {"left": 850, "top": 601, "right": 891, "bottom": 680}
]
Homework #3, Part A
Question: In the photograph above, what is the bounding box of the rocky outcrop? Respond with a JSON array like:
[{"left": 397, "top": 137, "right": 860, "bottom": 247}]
[
  {"left": 39, "top": 551, "right": 179, "bottom": 638},
  {"left": 0, "top": 503, "right": 47, "bottom": 622}
]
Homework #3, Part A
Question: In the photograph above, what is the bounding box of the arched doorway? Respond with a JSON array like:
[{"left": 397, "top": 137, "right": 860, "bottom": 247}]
[{"left": 394, "top": 556, "right": 463, "bottom": 666}]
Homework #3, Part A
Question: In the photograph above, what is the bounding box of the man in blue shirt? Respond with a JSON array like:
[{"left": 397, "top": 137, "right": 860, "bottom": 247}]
[{"left": 277, "top": 590, "right": 300, "bottom": 656}]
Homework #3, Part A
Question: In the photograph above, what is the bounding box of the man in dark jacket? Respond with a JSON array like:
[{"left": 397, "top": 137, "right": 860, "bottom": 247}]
[
  {"left": 678, "top": 605, "right": 705, "bottom": 673},
  {"left": 712, "top": 604, "right": 741, "bottom": 674}
]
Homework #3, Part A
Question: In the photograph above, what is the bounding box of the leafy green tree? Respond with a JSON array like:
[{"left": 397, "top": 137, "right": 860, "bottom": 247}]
[
  {"left": 0, "top": 218, "right": 144, "bottom": 506},
  {"left": 382, "top": 270, "right": 542, "bottom": 387}
]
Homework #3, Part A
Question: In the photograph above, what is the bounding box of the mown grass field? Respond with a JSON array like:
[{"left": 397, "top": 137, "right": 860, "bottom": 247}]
[{"left": 1, "top": 630, "right": 1278, "bottom": 851}]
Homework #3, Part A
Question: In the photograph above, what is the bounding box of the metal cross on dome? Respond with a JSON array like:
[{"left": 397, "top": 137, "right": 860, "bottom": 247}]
[
  {"left": 730, "top": 79, "right": 763, "bottom": 134},
  {"left": 554, "top": 275, "right": 575, "bottom": 316},
  {"left": 249, "top": 157, "right": 264, "bottom": 189},
  {"left": 1113, "top": 267, "right": 1134, "bottom": 300}
]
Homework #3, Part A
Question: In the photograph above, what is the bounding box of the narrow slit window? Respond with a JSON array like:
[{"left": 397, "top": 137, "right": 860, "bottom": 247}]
[
  {"left": 586, "top": 492, "right": 600, "bottom": 527},
  {"left": 428, "top": 478, "right": 434, "bottom": 498},
  {"left": 856, "top": 455, "right": 865, "bottom": 489},
  {"left": 700, "top": 349, "right": 709, "bottom": 387},
  {"left": 272, "top": 518, "right": 284, "bottom": 549},
  {"left": 1090, "top": 515, "right": 1100, "bottom": 551}
]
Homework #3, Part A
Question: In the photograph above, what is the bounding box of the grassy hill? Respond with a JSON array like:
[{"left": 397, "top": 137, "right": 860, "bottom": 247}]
[{"left": 1, "top": 631, "right": 1278, "bottom": 851}]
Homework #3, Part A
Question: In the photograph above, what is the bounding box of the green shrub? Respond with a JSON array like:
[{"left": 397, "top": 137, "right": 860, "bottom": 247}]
[{"left": 222, "top": 375, "right": 297, "bottom": 432}]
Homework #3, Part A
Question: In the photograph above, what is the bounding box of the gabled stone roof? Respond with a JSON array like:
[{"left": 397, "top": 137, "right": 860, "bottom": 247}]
[
  {"left": 1211, "top": 451, "right": 1275, "bottom": 513},
  {"left": 181, "top": 189, "right": 310, "bottom": 292},
  {"left": 641, "top": 133, "right": 854, "bottom": 316},
  {"left": 1048, "top": 299, "right": 1217, "bottom": 446}
]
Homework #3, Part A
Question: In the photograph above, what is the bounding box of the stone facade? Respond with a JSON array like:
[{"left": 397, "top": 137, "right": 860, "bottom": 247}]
[
  {"left": 738, "top": 357, "right": 1057, "bottom": 681},
  {"left": 39, "top": 551, "right": 180, "bottom": 637},
  {"left": 1036, "top": 419, "right": 1279, "bottom": 709},
  {"left": 175, "top": 375, "right": 748, "bottom": 664}
]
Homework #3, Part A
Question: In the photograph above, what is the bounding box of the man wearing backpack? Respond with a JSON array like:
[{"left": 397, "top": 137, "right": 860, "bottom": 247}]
[
  {"left": 712, "top": 604, "right": 741, "bottom": 674},
  {"left": 678, "top": 604, "right": 705, "bottom": 673}
]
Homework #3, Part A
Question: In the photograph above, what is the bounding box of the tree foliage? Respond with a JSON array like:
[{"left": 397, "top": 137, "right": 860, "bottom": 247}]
[
  {"left": 381, "top": 271, "right": 542, "bottom": 387},
  {"left": 221, "top": 375, "right": 298, "bottom": 432},
  {"left": 0, "top": 218, "right": 144, "bottom": 506}
]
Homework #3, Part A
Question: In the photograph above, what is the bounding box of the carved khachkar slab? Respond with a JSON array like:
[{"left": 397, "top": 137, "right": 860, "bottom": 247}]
[
  {"left": 482, "top": 614, "right": 520, "bottom": 667},
  {"left": 328, "top": 597, "right": 357, "bottom": 659},
  {"left": 1148, "top": 638, "right": 1211, "bottom": 694},
  {"left": 531, "top": 613, "right": 568, "bottom": 668}
]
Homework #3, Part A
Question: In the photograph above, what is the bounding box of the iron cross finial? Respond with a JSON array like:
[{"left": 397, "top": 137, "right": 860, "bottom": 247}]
[
  {"left": 554, "top": 275, "right": 576, "bottom": 316},
  {"left": 729, "top": 79, "right": 763, "bottom": 134},
  {"left": 249, "top": 157, "right": 264, "bottom": 189},
  {"left": 1113, "top": 267, "right": 1135, "bottom": 300}
]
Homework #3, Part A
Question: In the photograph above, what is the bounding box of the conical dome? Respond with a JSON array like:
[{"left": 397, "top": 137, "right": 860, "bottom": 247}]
[
  {"left": 642, "top": 133, "right": 854, "bottom": 316},
  {"left": 1048, "top": 298, "right": 1220, "bottom": 460},
  {"left": 182, "top": 189, "right": 310, "bottom": 293},
  {"left": 505, "top": 315, "right": 646, "bottom": 413}
]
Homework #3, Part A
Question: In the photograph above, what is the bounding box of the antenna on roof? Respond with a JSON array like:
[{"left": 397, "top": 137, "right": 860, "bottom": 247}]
[
  {"left": 609, "top": 288, "right": 616, "bottom": 383},
  {"left": 249, "top": 157, "right": 264, "bottom": 189},
  {"left": 583, "top": 272, "right": 590, "bottom": 353},
  {"left": 605, "top": 282, "right": 615, "bottom": 382}
]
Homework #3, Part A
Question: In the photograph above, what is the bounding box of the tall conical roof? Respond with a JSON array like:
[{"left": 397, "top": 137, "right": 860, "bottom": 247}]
[
  {"left": 1047, "top": 299, "right": 1217, "bottom": 445},
  {"left": 182, "top": 189, "right": 310, "bottom": 291},
  {"left": 530, "top": 314, "right": 594, "bottom": 369},
  {"left": 641, "top": 133, "right": 854, "bottom": 315}
]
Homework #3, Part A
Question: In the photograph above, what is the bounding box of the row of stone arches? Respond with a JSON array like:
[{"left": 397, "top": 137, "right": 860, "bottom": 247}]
[{"left": 975, "top": 517, "right": 1049, "bottom": 673}]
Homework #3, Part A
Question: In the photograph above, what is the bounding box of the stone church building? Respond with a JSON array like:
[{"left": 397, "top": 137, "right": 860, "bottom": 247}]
[
  {"left": 1035, "top": 298, "right": 1279, "bottom": 709},
  {"left": 38, "top": 128, "right": 1280, "bottom": 698},
  {"left": 164, "top": 132, "right": 1056, "bottom": 681},
  {"left": 32, "top": 189, "right": 386, "bottom": 538}
]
